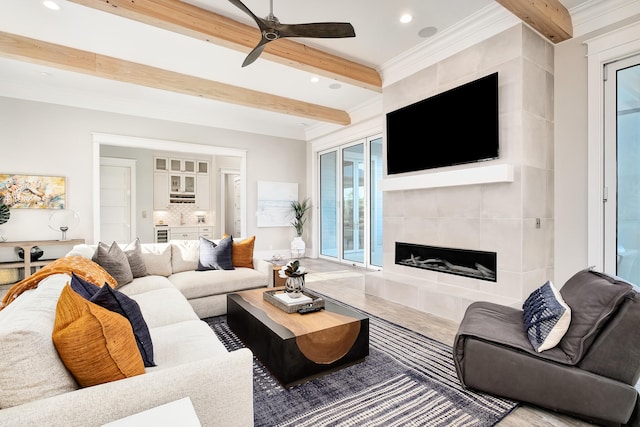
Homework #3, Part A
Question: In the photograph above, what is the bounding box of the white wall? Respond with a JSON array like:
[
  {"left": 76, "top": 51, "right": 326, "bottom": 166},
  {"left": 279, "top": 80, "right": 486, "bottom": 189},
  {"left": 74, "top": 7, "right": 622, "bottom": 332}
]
[
  {"left": 554, "top": 16, "right": 640, "bottom": 285},
  {"left": 554, "top": 34, "right": 590, "bottom": 285},
  {"left": 0, "top": 97, "right": 307, "bottom": 258}
]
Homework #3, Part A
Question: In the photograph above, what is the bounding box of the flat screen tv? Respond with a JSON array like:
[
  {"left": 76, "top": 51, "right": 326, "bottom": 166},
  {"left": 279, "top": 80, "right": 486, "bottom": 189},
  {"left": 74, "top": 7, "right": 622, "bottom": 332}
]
[{"left": 386, "top": 72, "right": 499, "bottom": 175}]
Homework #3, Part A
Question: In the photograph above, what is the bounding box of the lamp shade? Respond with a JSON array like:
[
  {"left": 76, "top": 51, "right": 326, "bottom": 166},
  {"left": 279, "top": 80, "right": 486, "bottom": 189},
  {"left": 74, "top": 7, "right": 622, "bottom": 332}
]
[{"left": 48, "top": 209, "right": 80, "bottom": 240}]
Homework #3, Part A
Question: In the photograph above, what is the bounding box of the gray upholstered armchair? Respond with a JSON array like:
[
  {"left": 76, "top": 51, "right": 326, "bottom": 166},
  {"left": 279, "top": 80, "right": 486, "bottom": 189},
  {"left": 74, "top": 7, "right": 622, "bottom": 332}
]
[{"left": 454, "top": 268, "right": 640, "bottom": 426}]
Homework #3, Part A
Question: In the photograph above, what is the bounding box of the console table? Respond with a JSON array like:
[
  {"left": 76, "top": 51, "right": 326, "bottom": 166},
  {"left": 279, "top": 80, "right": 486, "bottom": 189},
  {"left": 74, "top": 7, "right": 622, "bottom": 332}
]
[{"left": 0, "top": 239, "right": 85, "bottom": 283}]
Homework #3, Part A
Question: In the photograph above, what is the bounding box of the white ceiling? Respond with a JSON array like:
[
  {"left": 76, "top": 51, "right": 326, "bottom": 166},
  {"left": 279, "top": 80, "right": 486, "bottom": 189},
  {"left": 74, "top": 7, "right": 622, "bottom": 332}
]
[{"left": 0, "top": 0, "right": 595, "bottom": 140}]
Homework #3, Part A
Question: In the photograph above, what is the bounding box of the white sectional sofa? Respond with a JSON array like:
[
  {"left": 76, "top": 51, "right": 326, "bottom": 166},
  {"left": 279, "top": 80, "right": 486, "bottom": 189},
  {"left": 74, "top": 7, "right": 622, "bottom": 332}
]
[
  {"left": 72, "top": 239, "right": 272, "bottom": 318},
  {"left": 0, "top": 239, "right": 269, "bottom": 426}
]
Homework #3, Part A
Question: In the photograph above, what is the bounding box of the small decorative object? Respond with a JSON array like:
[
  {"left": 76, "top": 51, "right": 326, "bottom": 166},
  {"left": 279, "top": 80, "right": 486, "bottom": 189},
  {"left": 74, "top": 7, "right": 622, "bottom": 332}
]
[
  {"left": 16, "top": 246, "right": 44, "bottom": 262},
  {"left": 0, "top": 196, "right": 9, "bottom": 242},
  {"left": 290, "top": 198, "right": 310, "bottom": 258},
  {"left": 278, "top": 260, "right": 307, "bottom": 298},
  {"left": 48, "top": 209, "right": 80, "bottom": 240}
]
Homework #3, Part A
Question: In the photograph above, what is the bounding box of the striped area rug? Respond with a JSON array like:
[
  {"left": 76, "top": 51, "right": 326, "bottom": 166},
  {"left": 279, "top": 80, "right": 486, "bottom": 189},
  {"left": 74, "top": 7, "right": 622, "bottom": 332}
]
[{"left": 204, "top": 300, "right": 517, "bottom": 427}]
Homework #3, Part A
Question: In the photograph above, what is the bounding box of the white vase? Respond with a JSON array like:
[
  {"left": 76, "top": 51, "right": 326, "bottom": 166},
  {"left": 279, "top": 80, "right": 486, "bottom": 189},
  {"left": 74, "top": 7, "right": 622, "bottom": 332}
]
[{"left": 291, "top": 236, "right": 306, "bottom": 258}]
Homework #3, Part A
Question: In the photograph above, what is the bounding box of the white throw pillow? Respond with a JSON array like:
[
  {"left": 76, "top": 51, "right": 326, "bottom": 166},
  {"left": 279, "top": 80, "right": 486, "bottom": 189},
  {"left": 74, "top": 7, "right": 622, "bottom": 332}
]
[{"left": 140, "top": 243, "right": 172, "bottom": 276}]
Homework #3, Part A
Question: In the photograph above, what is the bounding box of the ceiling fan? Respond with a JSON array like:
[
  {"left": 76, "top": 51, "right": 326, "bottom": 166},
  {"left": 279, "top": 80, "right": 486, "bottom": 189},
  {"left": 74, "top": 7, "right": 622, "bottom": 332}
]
[{"left": 228, "top": 0, "right": 356, "bottom": 67}]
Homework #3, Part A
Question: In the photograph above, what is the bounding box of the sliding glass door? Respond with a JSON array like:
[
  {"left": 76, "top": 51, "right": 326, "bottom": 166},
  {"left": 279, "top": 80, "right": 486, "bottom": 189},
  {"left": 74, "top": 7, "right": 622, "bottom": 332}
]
[
  {"left": 319, "top": 135, "right": 383, "bottom": 268},
  {"left": 604, "top": 54, "right": 640, "bottom": 283}
]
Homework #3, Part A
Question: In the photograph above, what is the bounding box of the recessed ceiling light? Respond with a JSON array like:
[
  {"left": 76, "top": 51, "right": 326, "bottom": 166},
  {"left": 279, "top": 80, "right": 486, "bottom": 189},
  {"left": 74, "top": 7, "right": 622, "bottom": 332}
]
[
  {"left": 418, "top": 26, "right": 438, "bottom": 38},
  {"left": 43, "top": 1, "right": 61, "bottom": 11},
  {"left": 310, "top": 76, "right": 319, "bottom": 83},
  {"left": 39, "top": 71, "right": 51, "bottom": 77},
  {"left": 329, "top": 83, "right": 342, "bottom": 90},
  {"left": 400, "top": 14, "right": 413, "bottom": 24}
]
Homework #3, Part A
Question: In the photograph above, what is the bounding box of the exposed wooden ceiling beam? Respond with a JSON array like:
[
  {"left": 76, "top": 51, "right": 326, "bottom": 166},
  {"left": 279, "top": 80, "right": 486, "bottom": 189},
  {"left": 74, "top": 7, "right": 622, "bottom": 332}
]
[
  {"left": 495, "top": 0, "right": 573, "bottom": 43},
  {"left": 66, "top": 0, "right": 382, "bottom": 92},
  {"left": 0, "top": 31, "right": 351, "bottom": 125}
]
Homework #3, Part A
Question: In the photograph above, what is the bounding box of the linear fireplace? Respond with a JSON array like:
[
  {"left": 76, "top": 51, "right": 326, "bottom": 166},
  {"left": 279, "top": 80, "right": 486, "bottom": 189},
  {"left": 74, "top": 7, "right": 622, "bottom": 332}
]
[{"left": 395, "top": 242, "right": 497, "bottom": 282}]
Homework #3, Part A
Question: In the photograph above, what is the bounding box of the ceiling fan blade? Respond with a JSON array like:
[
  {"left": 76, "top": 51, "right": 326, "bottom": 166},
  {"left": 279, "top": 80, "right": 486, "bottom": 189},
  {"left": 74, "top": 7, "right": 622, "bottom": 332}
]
[
  {"left": 242, "top": 38, "right": 271, "bottom": 67},
  {"left": 227, "top": 0, "right": 269, "bottom": 31},
  {"left": 276, "top": 22, "right": 355, "bottom": 39}
]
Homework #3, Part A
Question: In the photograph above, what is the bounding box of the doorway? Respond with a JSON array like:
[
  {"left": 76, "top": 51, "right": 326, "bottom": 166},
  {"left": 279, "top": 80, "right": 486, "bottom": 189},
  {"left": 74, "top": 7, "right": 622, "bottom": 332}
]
[
  {"left": 99, "top": 157, "right": 136, "bottom": 243},
  {"left": 220, "top": 169, "right": 241, "bottom": 237}
]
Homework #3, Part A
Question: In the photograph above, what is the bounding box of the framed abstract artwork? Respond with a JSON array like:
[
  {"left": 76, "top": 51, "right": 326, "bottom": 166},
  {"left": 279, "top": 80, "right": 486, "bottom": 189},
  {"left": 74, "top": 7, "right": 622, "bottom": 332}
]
[{"left": 0, "top": 174, "right": 66, "bottom": 209}]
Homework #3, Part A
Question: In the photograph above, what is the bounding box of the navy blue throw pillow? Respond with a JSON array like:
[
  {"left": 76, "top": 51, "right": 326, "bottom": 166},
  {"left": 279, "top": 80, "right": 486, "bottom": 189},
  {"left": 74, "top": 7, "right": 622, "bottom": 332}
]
[
  {"left": 522, "top": 281, "right": 571, "bottom": 353},
  {"left": 197, "top": 235, "right": 234, "bottom": 271},
  {"left": 70, "top": 273, "right": 155, "bottom": 367}
]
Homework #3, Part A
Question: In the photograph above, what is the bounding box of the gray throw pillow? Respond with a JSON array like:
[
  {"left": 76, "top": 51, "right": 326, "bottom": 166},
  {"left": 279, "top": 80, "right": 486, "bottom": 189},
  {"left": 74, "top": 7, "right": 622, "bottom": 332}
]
[
  {"left": 92, "top": 241, "right": 134, "bottom": 288},
  {"left": 124, "top": 238, "right": 149, "bottom": 278},
  {"left": 197, "top": 235, "right": 234, "bottom": 271}
]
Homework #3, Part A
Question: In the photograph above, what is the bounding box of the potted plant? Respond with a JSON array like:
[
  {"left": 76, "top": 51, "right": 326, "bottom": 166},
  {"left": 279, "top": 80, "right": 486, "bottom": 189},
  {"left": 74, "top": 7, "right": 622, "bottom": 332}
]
[{"left": 290, "top": 198, "right": 310, "bottom": 258}]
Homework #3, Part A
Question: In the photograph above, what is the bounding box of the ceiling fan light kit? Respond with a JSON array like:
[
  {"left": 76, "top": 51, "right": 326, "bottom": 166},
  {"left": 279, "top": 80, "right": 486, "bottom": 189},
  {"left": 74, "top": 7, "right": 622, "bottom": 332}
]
[{"left": 228, "top": 0, "right": 355, "bottom": 67}]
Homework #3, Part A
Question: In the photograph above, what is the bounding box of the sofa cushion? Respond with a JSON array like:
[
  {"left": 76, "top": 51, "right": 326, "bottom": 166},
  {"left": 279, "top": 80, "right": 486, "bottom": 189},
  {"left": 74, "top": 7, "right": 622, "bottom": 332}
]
[
  {"left": 231, "top": 235, "right": 255, "bottom": 269},
  {"left": 140, "top": 243, "right": 172, "bottom": 276},
  {"left": 52, "top": 285, "right": 145, "bottom": 387},
  {"left": 129, "top": 288, "right": 199, "bottom": 328},
  {"left": 522, "top": 281, "right": 571, "bottom": 352},
  {"left": 145, "top": 320, "right": 228, "bottom": 372},
  {"left": 117, "top": 274, "right": 175, "bottom": 296},
  {"left": 169, "top": 268, "right": 267, "bottom": 300},
  {"left": 0, "top": 274, "right": 78, "bottom": 408},
  {"left": 171, "top": 240, "right": 201, "bottom": 273},
  {"left": 559, "top": 268, "right": 633, "bottom": 363},
  {"left": 92, "top": 241, "right": 134, "bottom": 288},
  {"left": 197, "top": 236, "right": 234, "bottom": 271},
  {"left": 124, "top": 238, "right": 149, "bottom": 278},
  {"left": 70, "top": 273, "right": 155, "bottom": 367}
]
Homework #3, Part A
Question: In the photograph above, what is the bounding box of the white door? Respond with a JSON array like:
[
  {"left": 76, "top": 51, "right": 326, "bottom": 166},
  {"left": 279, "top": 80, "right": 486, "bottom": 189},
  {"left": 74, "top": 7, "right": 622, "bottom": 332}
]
[
  {"left": 220, "top": 169, "right": 241, "bottom": 237},
  {"left": 100, "top": 157, "right": 136, "bottom": 243}
]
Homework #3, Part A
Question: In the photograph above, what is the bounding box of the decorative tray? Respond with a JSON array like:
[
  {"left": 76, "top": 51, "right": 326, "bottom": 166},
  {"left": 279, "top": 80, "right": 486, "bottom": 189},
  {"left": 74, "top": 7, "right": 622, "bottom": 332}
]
[{"left": 263, "top": 289, "right": 325, "bottom": 314}]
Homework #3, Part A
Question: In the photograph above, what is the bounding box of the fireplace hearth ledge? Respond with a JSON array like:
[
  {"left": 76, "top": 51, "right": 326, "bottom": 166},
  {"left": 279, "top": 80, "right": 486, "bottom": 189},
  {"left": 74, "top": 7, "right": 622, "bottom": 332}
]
[{"left": 364, "top": 270, "right": 520, "bottom": 323}]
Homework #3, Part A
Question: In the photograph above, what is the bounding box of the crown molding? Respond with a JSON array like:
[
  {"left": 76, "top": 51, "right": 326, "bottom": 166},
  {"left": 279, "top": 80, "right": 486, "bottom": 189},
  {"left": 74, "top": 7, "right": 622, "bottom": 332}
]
[
  {"left": 570, "top": 0, "right": 640, "bottom": 39},
  {"left": 381, "top": 4, "right": 519, "bottom": 88}
]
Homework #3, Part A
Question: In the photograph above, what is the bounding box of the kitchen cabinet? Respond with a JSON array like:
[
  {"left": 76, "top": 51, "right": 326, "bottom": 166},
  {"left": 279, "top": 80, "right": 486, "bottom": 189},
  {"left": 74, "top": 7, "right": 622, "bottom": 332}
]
[
  {"left": 160, "top": 226, "right": 214, "bottom": 241},
  {"left": 198, "top": 226, "right": 213, "bottom": 239},
  {"left": 195, "top": 174, "right": 210, "bottom": 210},
  {"left": 153, "top": 172, "right": 170, "bottom": 209},
  {"left": 170, "top": 159, "right": 196, "bottom": 173},
  {"left": 197, "top": 161, "right": 209, "bottom": 174},
  {"left": 154, "top": 157, "right": 169, "bottom": 171},
  {"left": 170, "top": 226, "right": 199, "bottom": 240},
  {"left": 153, "top": 157, "right": 209, "bottom": 207},
  {"left": 170, "top": 174, "right": 195, "bottom": 194}
]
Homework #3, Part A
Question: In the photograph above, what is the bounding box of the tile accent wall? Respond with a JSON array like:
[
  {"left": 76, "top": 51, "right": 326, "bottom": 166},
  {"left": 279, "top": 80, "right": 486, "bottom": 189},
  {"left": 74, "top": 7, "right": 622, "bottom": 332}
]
[
  {"left": 153, "top": 205, "right": 214, "bottom": 227},
  {"left": 366, "top": 25, "right": 554, "bottom": 321}
]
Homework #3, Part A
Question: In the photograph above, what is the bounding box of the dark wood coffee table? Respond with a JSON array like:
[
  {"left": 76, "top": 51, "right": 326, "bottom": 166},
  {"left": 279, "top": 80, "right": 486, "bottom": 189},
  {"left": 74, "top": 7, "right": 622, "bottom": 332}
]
[{"left": 227, "top": 288, "right": 369, "bottom": 388}]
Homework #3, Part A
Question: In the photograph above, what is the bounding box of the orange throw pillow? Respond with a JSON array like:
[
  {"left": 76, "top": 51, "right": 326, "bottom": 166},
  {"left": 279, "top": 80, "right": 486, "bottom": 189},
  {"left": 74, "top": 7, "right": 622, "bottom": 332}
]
[
  {"left": 52, "top": 285, "right": 145, "bottom": 388},
  {"left": 225, "top": 235, "right": 255, "bottom": 268}
]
